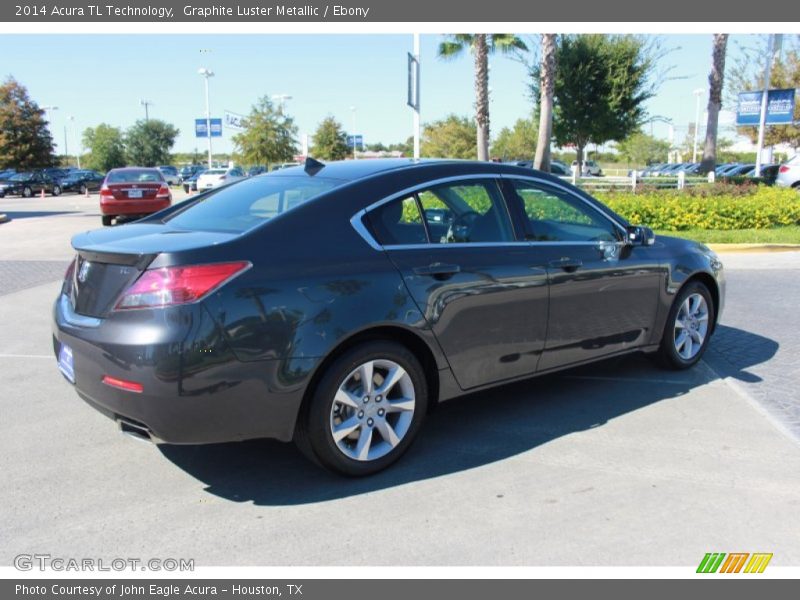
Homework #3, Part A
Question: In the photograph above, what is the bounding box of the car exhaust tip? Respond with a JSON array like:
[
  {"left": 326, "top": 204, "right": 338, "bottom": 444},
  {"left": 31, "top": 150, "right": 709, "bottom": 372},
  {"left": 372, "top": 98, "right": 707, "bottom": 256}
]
[{"left": 117, "top": 417, "right": 161, "bottom": 444}]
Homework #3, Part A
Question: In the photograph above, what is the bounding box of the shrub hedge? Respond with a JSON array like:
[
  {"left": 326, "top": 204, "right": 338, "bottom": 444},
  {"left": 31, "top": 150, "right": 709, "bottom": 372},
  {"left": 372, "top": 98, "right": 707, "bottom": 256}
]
[{"left": 595, "top": 185, "right": 800, "bottom": 231}]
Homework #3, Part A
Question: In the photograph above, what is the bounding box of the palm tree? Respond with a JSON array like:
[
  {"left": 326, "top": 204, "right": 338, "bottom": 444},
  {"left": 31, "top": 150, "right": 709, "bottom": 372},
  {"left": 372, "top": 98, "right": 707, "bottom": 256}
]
[
  {"left": 438, "top": 34, "right": 528, "bottom": 161},
  {"left": 534, "top": 34, "right": 557, "bottom": 172},
  {"left": 700, "top": 34, "right": 729, "bottom": 174}
]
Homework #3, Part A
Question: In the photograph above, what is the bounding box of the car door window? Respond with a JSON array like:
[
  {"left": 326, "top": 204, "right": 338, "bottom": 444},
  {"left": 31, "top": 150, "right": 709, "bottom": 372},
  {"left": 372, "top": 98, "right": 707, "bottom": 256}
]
[
  {"left": 509, "top": 180, "right": 620, "bottom": 243},
  {"left": 366, "top": 196, "right": 427, "bottom": 246},
  {"left": 417, "top": 180, "right": 514, "bottom": 244}
]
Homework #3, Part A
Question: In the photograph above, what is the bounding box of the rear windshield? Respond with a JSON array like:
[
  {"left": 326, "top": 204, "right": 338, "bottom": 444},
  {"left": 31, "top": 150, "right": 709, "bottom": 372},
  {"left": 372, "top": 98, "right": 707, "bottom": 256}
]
[
  {"left": 203, "top": 169, "right": 226, "bottom": 175},
  {"left": 164, "top": 175, "right": 343, "bottom": 233},
  {"left": 107, "top": 169, "right": 164, "bottom": 183}
]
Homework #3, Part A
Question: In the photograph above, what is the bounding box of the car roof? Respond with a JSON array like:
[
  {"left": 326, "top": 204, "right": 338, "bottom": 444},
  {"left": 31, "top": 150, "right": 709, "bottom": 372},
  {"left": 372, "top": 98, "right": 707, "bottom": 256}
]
[
  {"left": 109, "top": 167, "right": 160, "bottom": 172},
  {"left": 270, "top": 158, "right": 474, "bottom": 182}
]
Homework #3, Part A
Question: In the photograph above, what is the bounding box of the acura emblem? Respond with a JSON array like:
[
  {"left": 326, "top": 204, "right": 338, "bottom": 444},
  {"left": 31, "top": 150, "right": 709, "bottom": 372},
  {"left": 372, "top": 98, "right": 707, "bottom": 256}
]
[{"left": 78, "top": 260, "right": 91, "bottom": 283}]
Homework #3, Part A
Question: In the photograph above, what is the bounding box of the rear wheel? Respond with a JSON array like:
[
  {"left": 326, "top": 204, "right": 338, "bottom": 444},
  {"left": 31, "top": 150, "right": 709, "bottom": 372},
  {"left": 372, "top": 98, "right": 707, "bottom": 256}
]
[
  {"left": 52, "top": 185, "right": 61, "bottom": 196},
  {"left": 101, "top": 215, "right": 113, "bottom": 226},
  {"left": 22, "top": 186, "right": 33, "bottom": 198},
  {"left": 656, "top": 281, "right": 715, "bottom": 370},
  {"left": 79, "top": 184, "right": 88, "bottom": 195},
  {"left": 296, "top": 340, "right": 428, "bottom": 476}
]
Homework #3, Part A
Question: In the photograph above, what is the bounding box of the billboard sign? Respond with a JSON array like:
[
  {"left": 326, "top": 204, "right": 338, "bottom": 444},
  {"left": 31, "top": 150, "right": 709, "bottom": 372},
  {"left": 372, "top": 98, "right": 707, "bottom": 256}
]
[
  {"left": 224, "top": 111, "right": 246, "bottom": 131},
  {"left": 195, "top": 118, "right": 223, "bottom": 137},
  {"left": 736, "top": 89, "right": 796, "bottom": 126}
]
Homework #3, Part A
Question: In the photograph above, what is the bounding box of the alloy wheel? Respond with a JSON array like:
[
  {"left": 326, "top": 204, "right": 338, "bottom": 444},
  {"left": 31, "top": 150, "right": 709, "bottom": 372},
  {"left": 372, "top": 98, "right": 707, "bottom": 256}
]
[
  {"left": 329, "top": 359, "right": 416, "bottom": 462},
  {"left": 673, "top": 293, "right": 709, "bottom": 360}
]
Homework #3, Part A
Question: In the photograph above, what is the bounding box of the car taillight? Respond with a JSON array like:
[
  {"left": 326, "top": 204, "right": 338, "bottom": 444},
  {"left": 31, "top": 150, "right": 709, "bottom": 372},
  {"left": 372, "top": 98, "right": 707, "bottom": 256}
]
[
  {"left": 99, "top": 185, "right": 113, "bottom": 198},
  {"left": 62, "top": 256, "right": 77, "bottom": 293},
  {"left": 156, "top": 185, "right": 170, "bottom": 198},
  {"left": 115, "top": 261, "right": 250, "bottom": 310},
  {"left": 779, "top": 165, "right": 790, "bottom": 173}
]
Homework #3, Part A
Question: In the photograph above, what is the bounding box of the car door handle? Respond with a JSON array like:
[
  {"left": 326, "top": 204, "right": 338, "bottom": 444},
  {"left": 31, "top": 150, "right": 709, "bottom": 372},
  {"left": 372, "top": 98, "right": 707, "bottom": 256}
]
[
  {"left": 548, "top": 258, "right": 583, "bottom": 272},
  {"left": 413, "top": 263, "right": 461, "bottom": 280}
]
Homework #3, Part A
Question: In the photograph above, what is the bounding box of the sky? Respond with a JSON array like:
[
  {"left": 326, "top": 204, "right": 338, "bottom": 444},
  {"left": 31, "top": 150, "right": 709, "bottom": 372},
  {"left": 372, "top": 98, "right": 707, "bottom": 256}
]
[{"left": 0, "top": 33, "right": 770, "bottom": 156}]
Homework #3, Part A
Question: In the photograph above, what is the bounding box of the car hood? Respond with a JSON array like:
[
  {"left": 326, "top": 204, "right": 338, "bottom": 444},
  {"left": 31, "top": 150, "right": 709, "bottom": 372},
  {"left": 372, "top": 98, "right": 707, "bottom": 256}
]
[
  {"left": 654, "top": 233, "right": 717, "bottom": 259},
  {"left": 71, "top": 223, "right": 239, "bottom": 256}
]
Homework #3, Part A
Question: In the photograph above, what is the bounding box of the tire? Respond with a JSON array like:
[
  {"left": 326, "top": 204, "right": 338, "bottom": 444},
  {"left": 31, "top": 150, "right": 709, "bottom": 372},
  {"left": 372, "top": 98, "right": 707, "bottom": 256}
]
[
  {"left": 655, "top": 281, "right": 715, "bottom": 370},
  {"left": 52, "top": 185, "right": 61, "bottom": 196},
  {"left": 101, "top": 215, "right": 113, "bottom": 226},
  {"left": 79, "top": 185, "right": 87, "bottom": 195},
  {"left": 22, "top": 186, "right": 33, "bottom": 198},
  {"left": 296, "top": 340, "right": 428, "bottom": 476}
]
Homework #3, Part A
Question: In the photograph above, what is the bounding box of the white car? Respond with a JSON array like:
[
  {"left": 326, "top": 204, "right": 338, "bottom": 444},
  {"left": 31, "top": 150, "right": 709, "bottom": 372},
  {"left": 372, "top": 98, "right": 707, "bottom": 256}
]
[
  {"left": 776, "top": 155, "right": 800, "bottom": 189},
  {"left": 156, "top": 166, "right": 180, "bottom": 186},
  {"left": 571, "top": 160, "right": 603, "bottom": 176},
  {"left": 196, "top": 167, "right": 246, "bottom": 190}
]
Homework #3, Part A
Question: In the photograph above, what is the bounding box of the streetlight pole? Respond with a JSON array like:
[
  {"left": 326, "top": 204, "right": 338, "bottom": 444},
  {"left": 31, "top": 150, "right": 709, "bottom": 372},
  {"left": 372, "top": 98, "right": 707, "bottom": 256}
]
[
  {"left": 69, "top": 116, "right": 80, "bottom": 169},
  {"left": 413, "top": 33, "right": 421, "bottom": 160},
  {"left": 42, "top": 105, "right": 59, "bottom": 155},
  {"left": 350, "top": 106, "right": 358, "bottom": 160},
  {"left": 755, "top": 34, "right": 776, "bottom": 177},
  {"left": 198, "top": 68, "right": 214, "bottom": 169},
  {"left": 140, "top": 99, "right": 153, "bottom": 121},
  {"left": 692, "top": 89, "right": 704, "bottom": 163},
  {"left": 271, "top": 94, "right": 292, "bottom": 113}
]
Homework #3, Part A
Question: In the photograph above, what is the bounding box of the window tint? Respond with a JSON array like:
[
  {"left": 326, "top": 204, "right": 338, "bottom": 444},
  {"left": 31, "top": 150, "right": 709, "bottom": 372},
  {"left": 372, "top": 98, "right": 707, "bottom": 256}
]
[
  {"left": 417, "top": 180, "right": 513, "bottom": 244},
  {"left": 367, "top": 196, "right": 427, "bottom": 246},
  {"left": 107, "top": 169, "right": 164, "bottom": 183},
  {"left": 510, "top": 180, "right": 619, "bottom": 242},
  {"left": 164, "top": 175, "right": 341, "bottom": 233}
]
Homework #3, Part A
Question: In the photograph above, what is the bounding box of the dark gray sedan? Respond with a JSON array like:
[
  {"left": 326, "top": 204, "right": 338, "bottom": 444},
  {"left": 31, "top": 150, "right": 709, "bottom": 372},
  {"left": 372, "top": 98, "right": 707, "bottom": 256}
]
[{"left": 52, "top": 159, "right": 724, "bottom": 475}]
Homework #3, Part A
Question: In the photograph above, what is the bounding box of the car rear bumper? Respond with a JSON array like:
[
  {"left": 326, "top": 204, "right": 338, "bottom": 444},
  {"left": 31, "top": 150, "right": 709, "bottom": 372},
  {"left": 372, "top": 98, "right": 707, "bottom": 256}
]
[
  {"left": 100, "top": 198, "right": 171, "bottom": 216},
  {"left": 52, "top": 294, "right": 311, "bottom": 444}
]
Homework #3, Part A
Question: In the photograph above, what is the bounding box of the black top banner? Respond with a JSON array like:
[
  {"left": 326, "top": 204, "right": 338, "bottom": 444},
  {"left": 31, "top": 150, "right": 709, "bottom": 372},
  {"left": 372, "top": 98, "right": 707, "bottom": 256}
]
[{"left": 2, "top": 0, "right": 799, "bottom": 22}]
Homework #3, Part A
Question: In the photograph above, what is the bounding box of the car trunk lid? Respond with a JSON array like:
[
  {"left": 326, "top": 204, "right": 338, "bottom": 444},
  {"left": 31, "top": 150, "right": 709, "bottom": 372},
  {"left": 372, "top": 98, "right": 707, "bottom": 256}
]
[
  {"left": 105, "top": 182, "right": 162, "bottom": 200},
  {"left": 67, "top": 224, "right": 239, "bottom": 318}
]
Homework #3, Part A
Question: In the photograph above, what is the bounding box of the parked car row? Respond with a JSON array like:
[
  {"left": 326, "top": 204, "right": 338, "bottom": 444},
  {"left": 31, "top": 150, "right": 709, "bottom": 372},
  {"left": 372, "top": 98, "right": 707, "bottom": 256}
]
[{"left": 0, "top": 167, "right": 105, "bottom": 198}]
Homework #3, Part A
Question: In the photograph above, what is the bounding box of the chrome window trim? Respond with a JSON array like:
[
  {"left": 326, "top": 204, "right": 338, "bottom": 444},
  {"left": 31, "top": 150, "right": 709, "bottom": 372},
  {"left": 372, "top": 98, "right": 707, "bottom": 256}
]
[{"left": 348, "top": 172, "right": 629, "bottom": 251}]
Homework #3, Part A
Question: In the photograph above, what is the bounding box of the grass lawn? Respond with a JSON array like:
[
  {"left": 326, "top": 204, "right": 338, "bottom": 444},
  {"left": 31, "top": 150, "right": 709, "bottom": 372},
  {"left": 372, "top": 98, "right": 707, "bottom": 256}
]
[{"left": 655, "top": 225, "right": 800, "bottom": 244}]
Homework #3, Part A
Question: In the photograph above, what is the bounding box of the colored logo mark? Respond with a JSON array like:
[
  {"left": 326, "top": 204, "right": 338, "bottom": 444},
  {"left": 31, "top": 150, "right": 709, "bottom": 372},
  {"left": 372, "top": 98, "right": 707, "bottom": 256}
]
[{"left": 697, "top": 552, "right": 773, "bottom": 573}]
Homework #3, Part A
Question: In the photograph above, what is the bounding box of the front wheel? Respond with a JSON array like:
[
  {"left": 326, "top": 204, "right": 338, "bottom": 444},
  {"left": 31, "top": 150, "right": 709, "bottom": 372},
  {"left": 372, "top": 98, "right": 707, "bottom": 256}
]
[
  {"left": 296, "top": 341, "right": 428, "bottom": 476},
  {"left": 22, "top": 186, "right": 33, "bottom": 198},
  {"left": 79, "top": 185, "right": 87, "bottom": 195},
  {"left": 52, "top": 185, "right": 61, "bottom": 196},
  {"left": 656, "top": 281, "right": 715, "bottom": 370}
]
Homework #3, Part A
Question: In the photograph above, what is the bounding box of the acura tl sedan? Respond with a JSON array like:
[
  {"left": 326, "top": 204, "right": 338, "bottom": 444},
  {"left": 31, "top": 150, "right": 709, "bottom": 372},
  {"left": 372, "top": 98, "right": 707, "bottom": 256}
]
[{"left": 53, "top": 159, "right": 724, "bottom": 476}]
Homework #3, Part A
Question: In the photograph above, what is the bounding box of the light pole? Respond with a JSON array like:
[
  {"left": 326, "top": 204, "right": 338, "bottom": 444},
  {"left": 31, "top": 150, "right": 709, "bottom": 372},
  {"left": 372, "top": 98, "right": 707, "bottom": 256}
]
[
  {"left": 198, "top": 68, "right": 214, "bottom": 169},
  {"left": 42, "top": 105, "right": 59, "bottom": 154},
  {"left": 692, "top": 88, "right": 704, "bottom": 163},
  {"left": 412, "top": 33, "right": 420, "bottom": 159},
  {"left": 140, "top": 99, "right": 153, "bottom": 121},
  {"left": 755, "top": 34, "right": 777, "bottom": 177},
  {"left": 271, "top": 94, "right": 292, "bottom": 113},
  {"left": 350, "top": 106, "right": 357, "bottom": 160},
  {"left": 69, "top": 116, "right": 80, "bottom": 169}
]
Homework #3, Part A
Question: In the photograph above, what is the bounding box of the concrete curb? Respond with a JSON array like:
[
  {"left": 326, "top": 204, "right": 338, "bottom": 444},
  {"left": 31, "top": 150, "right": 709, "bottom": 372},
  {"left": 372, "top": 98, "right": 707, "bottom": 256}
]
[{"left": 707, "top": 243, "right": 800, "bottom": 254}]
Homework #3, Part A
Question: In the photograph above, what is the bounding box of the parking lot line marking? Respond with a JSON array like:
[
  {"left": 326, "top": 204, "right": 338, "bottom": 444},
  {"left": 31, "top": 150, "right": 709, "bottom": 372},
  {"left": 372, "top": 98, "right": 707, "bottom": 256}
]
[
  {"left": 0, "top": 354, "right": 51, "bottom": 359},
  {"left": 562, "top": 375, "right": 699, "bottom": 385}
]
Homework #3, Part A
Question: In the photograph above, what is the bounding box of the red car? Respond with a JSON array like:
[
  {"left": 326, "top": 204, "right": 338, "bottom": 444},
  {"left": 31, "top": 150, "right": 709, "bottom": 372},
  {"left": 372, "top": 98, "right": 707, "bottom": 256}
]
[{"left": 99, "top": 167, "right": 172, "bottom": 226}]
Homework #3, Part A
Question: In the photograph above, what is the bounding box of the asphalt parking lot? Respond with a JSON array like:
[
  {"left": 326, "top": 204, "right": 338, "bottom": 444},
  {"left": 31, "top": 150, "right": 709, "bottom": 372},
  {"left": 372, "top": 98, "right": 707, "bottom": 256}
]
[{"left": 1, "top": 190, "right": 799, "bottom": 567}]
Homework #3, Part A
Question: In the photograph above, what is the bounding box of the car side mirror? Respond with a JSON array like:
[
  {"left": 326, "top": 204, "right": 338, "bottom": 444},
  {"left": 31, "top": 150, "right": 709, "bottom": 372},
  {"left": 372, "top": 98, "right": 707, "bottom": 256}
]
[{"left": 626, "top": 225, "right": 656, "bottom": 246}]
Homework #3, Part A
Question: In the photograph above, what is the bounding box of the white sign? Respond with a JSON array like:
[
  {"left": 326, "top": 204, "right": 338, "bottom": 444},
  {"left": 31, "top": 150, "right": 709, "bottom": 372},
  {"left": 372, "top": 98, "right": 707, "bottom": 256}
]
[{"left": 224, "top": 110, "right": 246, "bottom": 131}]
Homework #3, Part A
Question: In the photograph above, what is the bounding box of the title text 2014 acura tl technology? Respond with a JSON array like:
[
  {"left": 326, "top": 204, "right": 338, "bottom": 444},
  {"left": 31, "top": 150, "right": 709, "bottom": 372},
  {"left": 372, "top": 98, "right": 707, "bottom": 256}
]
[{"left": 52, "top": 159, "right": 725, "bottom": 476}]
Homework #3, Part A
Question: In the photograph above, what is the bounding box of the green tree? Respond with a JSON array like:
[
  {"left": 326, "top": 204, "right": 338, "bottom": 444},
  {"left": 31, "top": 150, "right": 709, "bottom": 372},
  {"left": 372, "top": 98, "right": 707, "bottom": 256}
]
[
  {"left": 82, "top": 123, "right": 126, "bottom": 172},
  {"left": 700, "top": 34, "right": 729, "bottom": 173},
  {"left": 438, "top": 34, "right": 527, "bottom": 161},
  {"left": 311, "top": 116, "right": 349, "bottom": 161},
  {"left": 125, "top": 119, "right": 179, "bottom": 166},
  {"left": 421, "top": 115, "right": 477, "bottom": 159},
  {"left": 0, "top": 77, "right": 56, "bottom": 169},
  {"left": 617, "top": 131, "right": 671, "bottom": 166},
  {"left": 549, "top": 35, "right": 658, "bottom": 171},
  {"left": 232, "top": 96, "right": 298, "bottom": 166},
  {"left": 490, "top": 117, "right": 538, "bottom": 160}
]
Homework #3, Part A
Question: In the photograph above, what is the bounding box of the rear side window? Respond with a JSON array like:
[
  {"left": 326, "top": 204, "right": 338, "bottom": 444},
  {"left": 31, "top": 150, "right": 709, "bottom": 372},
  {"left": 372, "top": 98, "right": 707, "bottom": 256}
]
[
  {"left": 367, "top": 196, "right": 427, "bottom": 246},
  {"left": 165, "top": 175, "right": 342, "bottom": 233}
]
